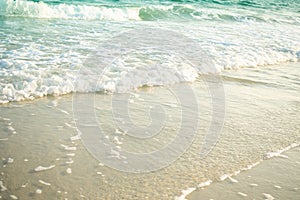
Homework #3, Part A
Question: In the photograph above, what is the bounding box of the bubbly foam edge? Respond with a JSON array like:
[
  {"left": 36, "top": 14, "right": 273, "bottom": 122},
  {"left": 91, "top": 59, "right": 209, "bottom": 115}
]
[{"left": 174, "top": 142, "right": 300, "bottom": 200}]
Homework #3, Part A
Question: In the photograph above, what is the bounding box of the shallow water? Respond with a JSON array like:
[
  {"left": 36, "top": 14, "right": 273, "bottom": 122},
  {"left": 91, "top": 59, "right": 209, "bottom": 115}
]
[
  {"left": 0, "top": 62, "right": 299, "bottom": 199},
  {"left": 188, "top": 147, "right": 300, "bottom": 200}
]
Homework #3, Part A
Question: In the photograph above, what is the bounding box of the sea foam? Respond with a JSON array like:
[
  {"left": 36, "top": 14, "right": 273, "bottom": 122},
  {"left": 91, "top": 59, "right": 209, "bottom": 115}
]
[{"left": 0, "top": 0, "right": 299, "bottom": 104}]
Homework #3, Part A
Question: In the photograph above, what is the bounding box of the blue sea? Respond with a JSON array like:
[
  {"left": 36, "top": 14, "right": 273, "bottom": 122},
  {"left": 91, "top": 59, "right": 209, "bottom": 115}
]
[{"left": 0, "top": 0, "right": 299, "bottom": 102}]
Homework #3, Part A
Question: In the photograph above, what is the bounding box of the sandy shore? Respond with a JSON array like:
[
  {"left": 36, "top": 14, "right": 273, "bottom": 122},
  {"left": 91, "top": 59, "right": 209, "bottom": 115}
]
[
  {"left": 188, "top": 146, "right": 300, "bottom": 200},
  {"left": 0, "top": 63, "right": 299, "bottom": 199}
]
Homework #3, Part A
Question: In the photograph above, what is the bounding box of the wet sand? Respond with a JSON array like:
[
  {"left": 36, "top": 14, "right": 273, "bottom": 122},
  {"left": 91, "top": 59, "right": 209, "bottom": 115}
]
[
  {"left": 0, "top": 63, "right": 299, "bottom": 199},
  {"left": 188, "top": 146, "right": 300, "bottom": 200}
]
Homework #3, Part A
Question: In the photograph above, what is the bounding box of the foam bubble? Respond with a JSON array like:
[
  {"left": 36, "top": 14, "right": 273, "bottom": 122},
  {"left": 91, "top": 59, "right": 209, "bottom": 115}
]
[
  {"left": 265, "top": 143, "right": 300, "bottom": 159},
  {"left": 61, "top": 144, "right": 77, "bottom": 151},
  {"left": 0, "top": 181, "right": 7, "bottom": 192},
  {"left": 70, "top": 133, "right": 81, "bottom": 141},
  {"left": 228, "top": 176, "right": 238, "bottom": 183},
  {"left": 198, "top": 180, "right": 212, "bottom": 188},
  {"left": 38, "top": 180, "right": 51, "bottom": 186},
  {"left": 174, "top": 187, "right": 196, "bottom": 200},
  {"left": 66, "top": 168, "right": 72, "bottom": 174},
  {"left": 7, "top": 157, "right": 14, "bottom": 163},
  {"left": 263, "top": 193, "right": 275, "bottom": 200},
  {"left": 36, "top": 189, "right": 42, "bottom": 194},
  {"left": 65, "top": 159, "right": 74, "bottom": 164},
  {"left": 238, "top": 192, "right": 247, "bottom": 197},
  {"left": 9, "top": 195, "right": 18, "bottom": 200},
  {"left": 34, "top": 165, "right": 55, "bottom": 172}
]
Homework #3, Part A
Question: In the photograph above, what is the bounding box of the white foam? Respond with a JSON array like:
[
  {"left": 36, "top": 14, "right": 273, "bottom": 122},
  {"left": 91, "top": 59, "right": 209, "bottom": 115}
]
[
  {"left": 58, "top": 109, "right": 70, "bottom": 115},
  {"left": 228, "top": 176, "right": 238, "bottom": 183},
  {"left": 66, "top": 168, "right": 72, "bottom": 174},
  {"left": 34, "top": 165, "right": 55, "bottom": 172},
  {"left": 0, "top": 100, "right": 8, "bottom": 104},
  {"left": 250, "top": 183, "right": 258, "bottom": 187},
  {"left": 198, "top": 180, "right": 212, "bottom": 188},
  {"left": 38, "top": 180, "right": 51, "bottom": 186},
  {"left": 115, "top": 129, "right": 126, "bottom": 135},
  {"left": 9, "top": 195, "right": 18, "bottom": 199},
  {"left": 70, "top": 132, "right": 81, "bottom": 141},
  {"left": 65, "top": 159, "right": 74, "bottom": 164},
  {"left": 266, "top": 152, "right": 289, "bottom": 159},
  {"left": 36, "top": 189, "right": 42, "bottom": 194},
  {"left": 76, "top": 52, "right": 199, "bottom": 94},
  {"left": 163, "top": 103, "right": 178, "bottom": 108},
  {"left": 219, "top": 174, "right": 230, "bottom": 181},
  {"left": 0, "top": 181, "right": 7, "bottom": 192},
  {"left": 0, "top": 138, "right": 8, "bottom": 141},
  {"left": 263, "top": 193, "right": 275, "bottom": 200},
  {"left": 109, "top": 149, "right": 122, "bottom": 159},
  {"left": 0, "top": 2, "right": 299, "bottom": 105},
  {"left": 174, "top": 187, "right": 196, "bottom": 200},
  {"left": 114, "top": 136, "right": 123, "bottom": 145},
  {"left": 265, "top": 143, "right": 300, "bottom": 159},
  {"left": 3, "top": 0, "right": 141, "bottom": 21},
  {"left": 61, "top": 144, "right": 77, "bottom": 151},
  {"left": 65, "top": 123, "right": 76, "bottom": 129},
  {"left": 238, "top": 192, "right": 247, "bottom": 197},
  {"left": 7, "top": 157, "right": 14, "bottom": 163},
  {"left": 7, "top": 126, "right": 15, "bottom": 131}
]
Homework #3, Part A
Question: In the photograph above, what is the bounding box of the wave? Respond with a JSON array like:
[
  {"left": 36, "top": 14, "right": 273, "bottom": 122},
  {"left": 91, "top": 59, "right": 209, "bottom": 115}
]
[
  {"left": 0, "top": 1, "right": 299, "bottom": 104},
  {"left": 0, "top": 0, "right": 141, "bottom": 21},
  {"left": 0, "top": 0, "right": 299, "bottom": 24},
  {"left": 0, "top": 57, "right": 299, "bottom": 104},
  {"left": 0, "top": 29, "right": 299, "bottom": 103}
]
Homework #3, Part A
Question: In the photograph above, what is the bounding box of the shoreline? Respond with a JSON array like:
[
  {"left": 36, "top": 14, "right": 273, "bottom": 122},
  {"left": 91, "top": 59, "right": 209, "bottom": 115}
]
[
  {"left": 1, "top": 62, "right": 299, "bottom": 106},
  {"left": 175, "top": 143, "right": 300, "bottom": 200},
  {"left": 0, "top": 63, "right": 299, "bottom": 199},
  {"left": 187, "top": 145, "right": 300, "bottom": 200}
]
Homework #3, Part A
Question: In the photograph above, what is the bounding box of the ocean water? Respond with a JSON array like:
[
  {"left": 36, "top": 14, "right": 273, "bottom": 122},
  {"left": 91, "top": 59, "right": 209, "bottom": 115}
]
[
  {"left": 0, "top": 0, "right": 300, "bottom": 200},
  {"left": 0, "top": 0, "right": 299, "bottom": 102}
]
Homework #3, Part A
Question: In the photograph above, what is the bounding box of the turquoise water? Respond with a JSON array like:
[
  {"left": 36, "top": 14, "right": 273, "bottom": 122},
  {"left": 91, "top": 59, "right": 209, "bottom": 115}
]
[
  {"left": 0, "top": 0, "right": 299, "bottom": 102},
  {"left": 1, "top": 0, "right": 300, "bottom": 21}
]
